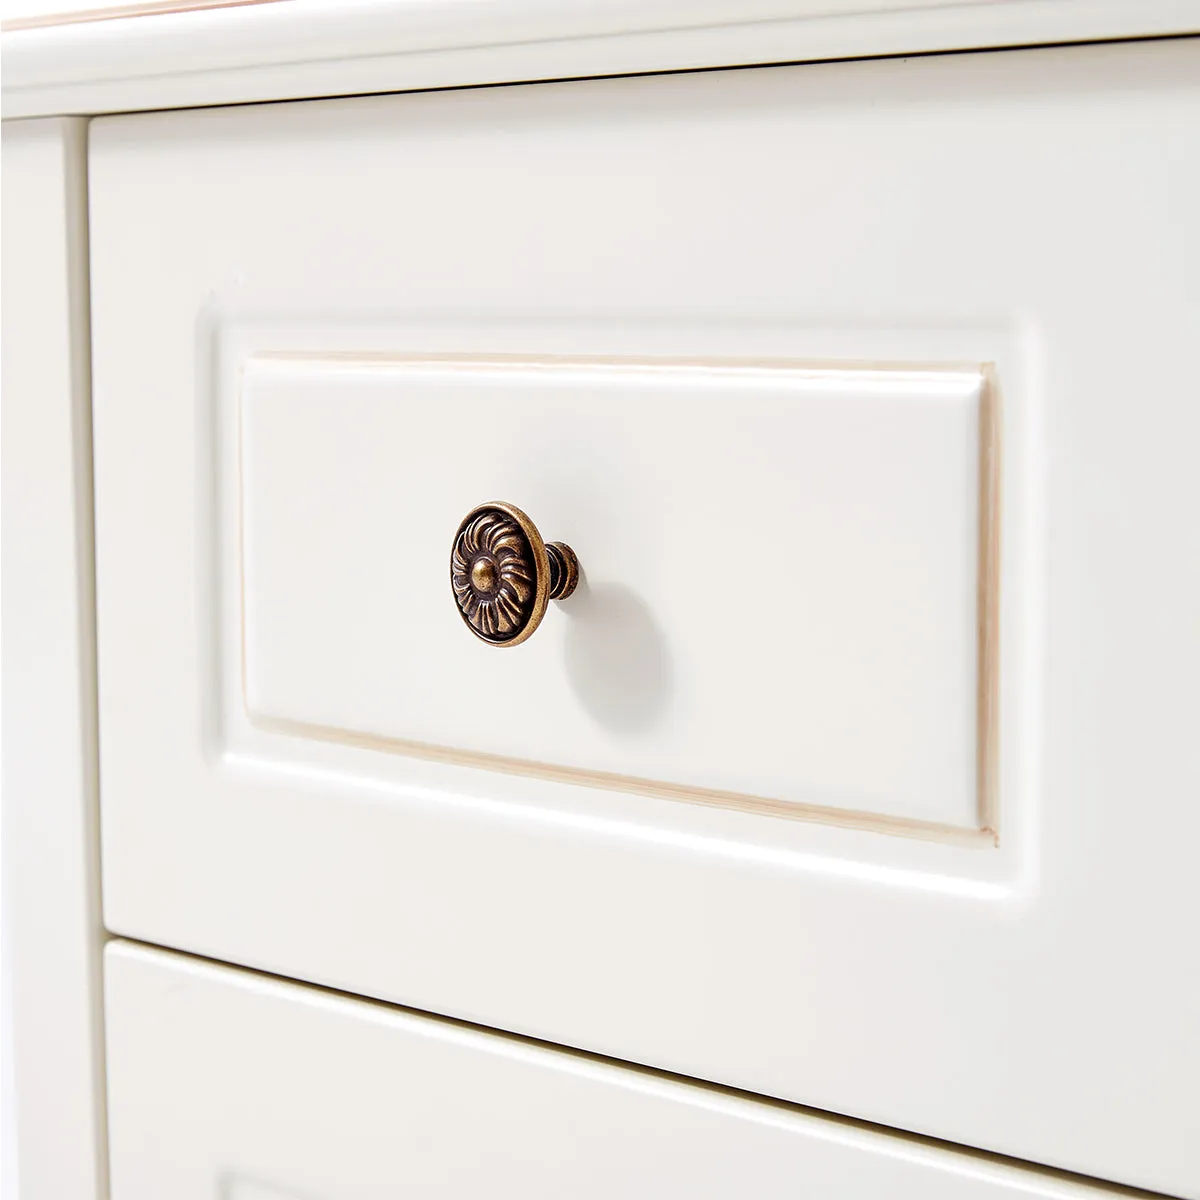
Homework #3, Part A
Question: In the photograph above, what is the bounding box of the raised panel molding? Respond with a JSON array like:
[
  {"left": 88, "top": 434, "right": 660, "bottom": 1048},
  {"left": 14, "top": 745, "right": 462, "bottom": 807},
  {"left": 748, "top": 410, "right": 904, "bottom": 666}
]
[{"left": 239, "top": 353, "right": 1000, "bottom": 842}]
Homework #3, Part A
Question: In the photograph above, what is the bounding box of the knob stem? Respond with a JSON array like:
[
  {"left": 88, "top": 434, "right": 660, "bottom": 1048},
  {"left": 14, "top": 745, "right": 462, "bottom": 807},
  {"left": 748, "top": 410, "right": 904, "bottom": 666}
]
[{"left": 546, "top": 541, "right": 580, "bottom": 600}]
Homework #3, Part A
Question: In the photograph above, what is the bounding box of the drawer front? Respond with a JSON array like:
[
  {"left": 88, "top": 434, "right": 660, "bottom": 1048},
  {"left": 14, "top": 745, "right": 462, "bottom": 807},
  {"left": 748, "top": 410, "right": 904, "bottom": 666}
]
[
  {"left": 90, "top": 39, "right": 1200, "bottom": 1196},
  {"left": 106, "top": 941, "right": 1122, "bottom": 1200}
]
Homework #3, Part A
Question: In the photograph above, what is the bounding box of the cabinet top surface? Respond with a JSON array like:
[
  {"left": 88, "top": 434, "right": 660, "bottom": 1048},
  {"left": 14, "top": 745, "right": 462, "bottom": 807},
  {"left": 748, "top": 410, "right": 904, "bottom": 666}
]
[{"left": 3, "top": 0, "right": 1197, "bottom": 119}]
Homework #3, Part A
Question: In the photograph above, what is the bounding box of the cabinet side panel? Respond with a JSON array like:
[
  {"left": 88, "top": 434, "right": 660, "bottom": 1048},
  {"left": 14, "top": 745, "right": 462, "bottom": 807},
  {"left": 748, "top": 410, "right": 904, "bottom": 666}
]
[{"left": 1, "top": 116, "right": 108, "bottom": 1200}]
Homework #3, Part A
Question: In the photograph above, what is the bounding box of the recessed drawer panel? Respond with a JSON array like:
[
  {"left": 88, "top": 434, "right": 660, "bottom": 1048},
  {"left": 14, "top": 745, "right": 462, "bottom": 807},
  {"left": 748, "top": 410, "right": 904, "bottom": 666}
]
[{"left": 242, "top": 354, "right": 995, "bottom": 836}]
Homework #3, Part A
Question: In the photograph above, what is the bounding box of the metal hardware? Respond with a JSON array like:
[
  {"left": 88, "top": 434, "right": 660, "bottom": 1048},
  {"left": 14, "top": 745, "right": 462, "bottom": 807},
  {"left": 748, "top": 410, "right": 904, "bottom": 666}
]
[{"left": 451, "top": 502, "right": 580, "bottom": 646}]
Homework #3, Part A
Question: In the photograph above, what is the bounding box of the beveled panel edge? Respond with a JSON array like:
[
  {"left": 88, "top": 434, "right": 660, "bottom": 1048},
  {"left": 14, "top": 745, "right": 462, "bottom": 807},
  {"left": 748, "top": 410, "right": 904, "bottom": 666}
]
[
  {"left": 248, "top": 713, "right": 998, "bottom": 849},
  {"left": 976, "top": 366, "right": 1001, "bottom": 839}
]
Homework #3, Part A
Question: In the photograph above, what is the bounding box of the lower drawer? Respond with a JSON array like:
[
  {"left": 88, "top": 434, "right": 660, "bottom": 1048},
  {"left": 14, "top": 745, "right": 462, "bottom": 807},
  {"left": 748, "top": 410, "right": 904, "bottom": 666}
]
[{"left": 107, "top": 941, "right": 1124, "bottom": 1200}]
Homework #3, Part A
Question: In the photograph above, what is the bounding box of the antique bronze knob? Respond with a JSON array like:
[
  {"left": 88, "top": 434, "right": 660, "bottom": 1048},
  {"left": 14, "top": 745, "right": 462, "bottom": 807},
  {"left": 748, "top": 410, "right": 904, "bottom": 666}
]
[{"left": 451, "top": 502, "right": 580, "bottom": 646}]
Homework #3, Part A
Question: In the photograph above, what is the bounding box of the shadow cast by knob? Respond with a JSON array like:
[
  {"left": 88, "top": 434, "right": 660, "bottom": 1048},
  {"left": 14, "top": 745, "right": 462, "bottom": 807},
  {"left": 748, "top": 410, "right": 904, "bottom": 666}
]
[{"left": 561, "top": 580, "right": 673, "bottom": 736}]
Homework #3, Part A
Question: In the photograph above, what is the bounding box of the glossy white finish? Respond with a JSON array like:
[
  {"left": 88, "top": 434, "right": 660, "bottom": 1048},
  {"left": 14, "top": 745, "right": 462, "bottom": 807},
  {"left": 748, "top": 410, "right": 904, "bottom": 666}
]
[
  {"left": 1, "top": 117, "right": 109, "bottom": 1200},
  {"left": 105, "top": 941, "right": 1128, "bottom": 1200},
  {"left": 89, "top": 41, "right": 1200, "bottom": 1195},
  {"left": 3, "top": 0, "right": 1198, "bottom": 119},
  {"left": 242, "top": 355, "right": 991, "bottom": 834}
]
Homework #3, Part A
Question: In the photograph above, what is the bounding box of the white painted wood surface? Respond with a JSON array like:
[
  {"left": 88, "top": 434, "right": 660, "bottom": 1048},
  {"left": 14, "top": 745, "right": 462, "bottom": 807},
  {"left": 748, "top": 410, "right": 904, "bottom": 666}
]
[
  {"left": 241, "top": 356, "right": 991, "bottom": 834},
  {"left": 3, "top": 0, "right": 1198, "bottom": 119},
  {"left": 1, "top": 117, "right": 109, "bottom": 1200},
  {"left": 105, "top": 940, "right": 1136, "bottom": 1200},
  {"left": 88, "top": 41, "right": 1200, "bottom": 1195}
]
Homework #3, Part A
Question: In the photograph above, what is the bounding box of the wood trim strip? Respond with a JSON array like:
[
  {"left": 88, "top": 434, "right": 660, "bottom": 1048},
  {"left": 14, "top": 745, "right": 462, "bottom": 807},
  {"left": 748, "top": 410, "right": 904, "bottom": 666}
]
[
  {"left": 976, "top": 365, "right": 1002, "bottom": 840},
  {"left": 2, "top": 0, "right": 283, "bottom": 34}
]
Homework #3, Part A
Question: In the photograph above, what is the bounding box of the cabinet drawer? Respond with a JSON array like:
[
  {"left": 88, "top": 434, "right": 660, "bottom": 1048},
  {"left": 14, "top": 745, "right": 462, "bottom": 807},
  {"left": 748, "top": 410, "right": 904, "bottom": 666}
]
[
  {"left": 90, "top": 37, "right": 1200, "bottom": 1196},
  {"left": 105, "top": 941, "right": 1125, "bottom": 1200}
]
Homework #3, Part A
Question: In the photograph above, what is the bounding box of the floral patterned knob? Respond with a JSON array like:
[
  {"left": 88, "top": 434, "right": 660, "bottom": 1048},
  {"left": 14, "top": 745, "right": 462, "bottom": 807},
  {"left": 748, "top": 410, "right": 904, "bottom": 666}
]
[{"left": 451, "top": 502, "right": 580, "bottom": 646}]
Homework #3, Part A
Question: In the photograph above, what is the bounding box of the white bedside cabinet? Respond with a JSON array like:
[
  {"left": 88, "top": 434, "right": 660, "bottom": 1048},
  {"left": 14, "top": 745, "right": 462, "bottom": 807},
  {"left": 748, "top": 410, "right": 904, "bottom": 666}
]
[{"left": 4, "top": 7, "right": 1199, "bottom": 1200}]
